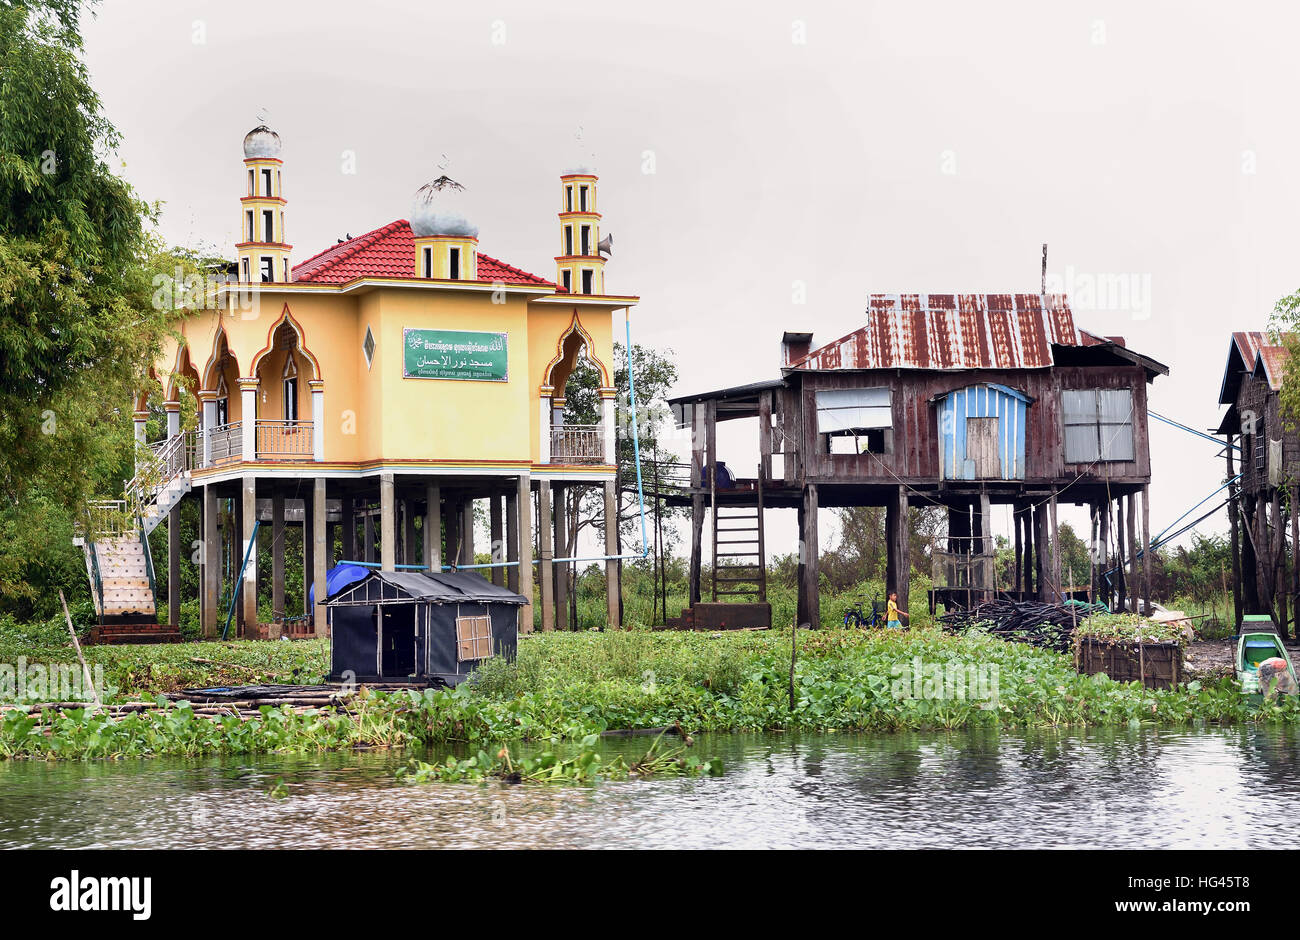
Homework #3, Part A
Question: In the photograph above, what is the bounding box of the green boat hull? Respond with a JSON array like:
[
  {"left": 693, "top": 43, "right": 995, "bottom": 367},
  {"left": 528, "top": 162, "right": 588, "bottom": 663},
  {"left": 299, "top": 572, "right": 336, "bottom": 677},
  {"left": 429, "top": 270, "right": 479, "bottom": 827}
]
[{"left": 1236, "top": 615, "right": 1298, "bottom": 703}]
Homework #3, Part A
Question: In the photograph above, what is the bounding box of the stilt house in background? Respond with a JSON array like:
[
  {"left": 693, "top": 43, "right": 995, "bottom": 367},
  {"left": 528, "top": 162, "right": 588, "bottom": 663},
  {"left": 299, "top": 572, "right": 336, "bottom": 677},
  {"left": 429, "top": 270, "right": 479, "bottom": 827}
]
[
  {"left": 1216, "top": 331, "right": 1298, "bottom": 638},
  {"left": 665, "top": 293, "right": 1168, "bottom": 628},
  {"left": 79, "top": 123, "right": 637, "bottom": 641}
]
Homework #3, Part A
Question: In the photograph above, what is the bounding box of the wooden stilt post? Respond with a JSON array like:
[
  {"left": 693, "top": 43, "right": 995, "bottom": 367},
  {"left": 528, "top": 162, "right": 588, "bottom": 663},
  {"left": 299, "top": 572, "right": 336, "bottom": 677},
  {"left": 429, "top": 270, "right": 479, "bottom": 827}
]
[
  {"left": 1126, "top": 493, "right": 1138, "bottom": 614},
  {"left": 1099, "top": 499, "right": 1111, "bottom": 608},
  {"left": 1274, "top": 491, "right": 1288, "bottom": 637},
  {"left": 1141, "top": 485, "right": 1152, "bottom": 618},
  {"left": 1115, "top": 497, "right": 1127, "bottom": 612},
  {"left": 1034, "top": 501, "right": 1049, "bottom": 603},
  {"left": 979, "top": 491, "right": 992, "bottom": 602},
  {"left": 885, "top": 487, "right": 910, "bottom": 617},
  {"left": 1049, "top": 494, "right": 1060, "bottom": 601},
  {"left": 1291, "top": 484, "right": 1299, "bottom": 638},
  {"left": 688, "top": 403, "right": 706, "bottom": 606},
  {"left": 800, "top": 483, "right": 820, "bottom": 627},
  {"left": 1227, "top": 435, "right": 1242, "bottom": 625},
  {"left": 1013, "top": 501, "right": 1023, "bottom": 595}
]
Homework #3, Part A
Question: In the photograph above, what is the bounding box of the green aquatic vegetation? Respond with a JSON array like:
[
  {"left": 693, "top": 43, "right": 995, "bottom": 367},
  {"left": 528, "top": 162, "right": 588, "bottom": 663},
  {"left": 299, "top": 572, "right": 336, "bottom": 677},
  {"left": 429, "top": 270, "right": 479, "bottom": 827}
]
[
  {"left": 2, "top": 626, "right": 1300, "bottom": 762},
  {"left": 1076, "top": 613, "right": 1189, "bottom": 646}
]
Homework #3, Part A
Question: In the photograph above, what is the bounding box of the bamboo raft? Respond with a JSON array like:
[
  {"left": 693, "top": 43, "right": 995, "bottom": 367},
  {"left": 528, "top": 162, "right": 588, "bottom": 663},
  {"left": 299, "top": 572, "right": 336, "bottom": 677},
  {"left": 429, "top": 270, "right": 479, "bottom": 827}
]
[{"left": 0, "top": 681, "right": 439, "bottom": 721}]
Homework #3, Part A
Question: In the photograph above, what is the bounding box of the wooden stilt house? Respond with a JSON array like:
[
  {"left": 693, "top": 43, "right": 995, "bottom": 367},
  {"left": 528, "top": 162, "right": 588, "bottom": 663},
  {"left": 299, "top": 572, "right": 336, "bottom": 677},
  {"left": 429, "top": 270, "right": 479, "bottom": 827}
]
[
  {"left": 663, "top": 293, "right": 1168, "bottom": 628},
  {"left": 1216, "top": 331, "right": 1298, "bottom": 637}
]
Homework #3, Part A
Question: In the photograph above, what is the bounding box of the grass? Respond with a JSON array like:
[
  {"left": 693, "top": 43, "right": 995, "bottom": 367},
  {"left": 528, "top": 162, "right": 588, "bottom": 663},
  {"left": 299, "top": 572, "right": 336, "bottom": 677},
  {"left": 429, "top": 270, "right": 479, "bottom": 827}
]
[
  {"left": 3, "top": 609, "right": 1299, "bottom": 761},
  {"left": 0, "top": 615, "right": 328, "bottom": 703}
]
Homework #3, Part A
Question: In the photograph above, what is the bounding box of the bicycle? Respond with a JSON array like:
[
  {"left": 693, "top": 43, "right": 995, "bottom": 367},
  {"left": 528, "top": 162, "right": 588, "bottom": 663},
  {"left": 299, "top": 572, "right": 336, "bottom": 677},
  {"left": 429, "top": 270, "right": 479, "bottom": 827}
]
[{"left": 843, "top": 593, "right": 883, "bottom": 629}]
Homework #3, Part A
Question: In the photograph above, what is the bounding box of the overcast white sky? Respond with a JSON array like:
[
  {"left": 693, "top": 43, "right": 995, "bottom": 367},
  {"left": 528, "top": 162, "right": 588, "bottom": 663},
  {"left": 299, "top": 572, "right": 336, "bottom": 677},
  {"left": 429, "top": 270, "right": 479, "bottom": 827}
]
[{"left": 82, "top": 0, "right": 1297, "bottom": 560}]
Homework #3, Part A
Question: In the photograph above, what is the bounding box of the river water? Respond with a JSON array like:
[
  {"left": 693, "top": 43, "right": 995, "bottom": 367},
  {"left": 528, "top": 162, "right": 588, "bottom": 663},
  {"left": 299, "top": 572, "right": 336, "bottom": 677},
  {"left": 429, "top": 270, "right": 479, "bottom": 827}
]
[{"left": 2, "top": 725, "right": 1298, "bottom": 849}]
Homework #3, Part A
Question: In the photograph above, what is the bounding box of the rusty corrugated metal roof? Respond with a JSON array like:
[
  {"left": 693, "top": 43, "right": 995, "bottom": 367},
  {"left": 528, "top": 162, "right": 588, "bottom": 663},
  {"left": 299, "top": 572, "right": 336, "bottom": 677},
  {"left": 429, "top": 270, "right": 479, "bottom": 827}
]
[
  {"left": 1218, "top": 331, "right": 1293, "bottom": 403},
  {"left": 788, "top": 293, "right": 1079, "bottom": 371},
  {"left": 1257, "top": 344, "right": 1291, "bottom": 391}
]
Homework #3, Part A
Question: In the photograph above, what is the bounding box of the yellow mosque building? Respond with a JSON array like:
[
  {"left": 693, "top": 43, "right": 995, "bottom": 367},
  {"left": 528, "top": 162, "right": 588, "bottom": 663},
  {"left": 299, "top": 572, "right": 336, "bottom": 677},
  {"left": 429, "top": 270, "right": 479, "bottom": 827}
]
[{"left": 95, "top": 123, "right": 638, "bottom": 640}]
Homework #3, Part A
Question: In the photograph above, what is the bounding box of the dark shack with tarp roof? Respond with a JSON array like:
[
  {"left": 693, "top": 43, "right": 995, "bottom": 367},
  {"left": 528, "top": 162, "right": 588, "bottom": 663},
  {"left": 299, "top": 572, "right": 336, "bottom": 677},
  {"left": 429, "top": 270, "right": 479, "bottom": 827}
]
[{"left": 324, "top": 569, "right": 525, "bottom": 685}]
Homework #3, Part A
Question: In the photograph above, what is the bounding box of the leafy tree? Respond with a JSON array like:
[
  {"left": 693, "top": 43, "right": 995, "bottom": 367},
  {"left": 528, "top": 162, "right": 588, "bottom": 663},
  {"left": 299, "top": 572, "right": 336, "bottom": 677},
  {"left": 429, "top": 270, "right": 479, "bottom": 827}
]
[
  {"left": 1269, "top": 290, "right": 1300, "bottom": 435},
  {"left": 0, "top": 1, "right": 172, "bottom": 619}
]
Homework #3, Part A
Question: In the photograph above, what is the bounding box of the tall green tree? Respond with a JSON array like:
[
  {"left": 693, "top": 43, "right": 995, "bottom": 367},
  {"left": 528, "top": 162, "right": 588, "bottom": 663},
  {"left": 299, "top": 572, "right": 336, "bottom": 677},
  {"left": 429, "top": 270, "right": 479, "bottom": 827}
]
[{"left": 0, "top": 1, "right": 171, "bottom": 619}]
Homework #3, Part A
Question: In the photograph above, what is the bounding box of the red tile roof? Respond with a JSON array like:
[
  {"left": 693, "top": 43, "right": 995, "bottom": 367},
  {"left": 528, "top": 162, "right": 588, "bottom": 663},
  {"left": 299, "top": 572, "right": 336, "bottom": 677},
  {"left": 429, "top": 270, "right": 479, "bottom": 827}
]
[
  {"left": 291, "top": 220, "right": 555, "bottom": 287},
  {"left": 788, "top": 293, "right": 1080, "bottom": 371}
]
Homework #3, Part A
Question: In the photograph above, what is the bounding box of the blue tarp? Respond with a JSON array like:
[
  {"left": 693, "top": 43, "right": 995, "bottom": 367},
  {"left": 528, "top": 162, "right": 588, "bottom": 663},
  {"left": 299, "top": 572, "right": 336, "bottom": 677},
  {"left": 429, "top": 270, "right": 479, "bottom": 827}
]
[{"left": 309, "top": 563, "right": 372, "bottom": 607}]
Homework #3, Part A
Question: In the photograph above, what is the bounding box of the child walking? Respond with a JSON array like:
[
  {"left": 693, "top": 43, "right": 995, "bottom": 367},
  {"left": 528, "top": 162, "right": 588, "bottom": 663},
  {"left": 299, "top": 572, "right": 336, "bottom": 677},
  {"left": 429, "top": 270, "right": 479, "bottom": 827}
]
[{"left": 886, "top": 591, "right": 909, "bottom": 629}]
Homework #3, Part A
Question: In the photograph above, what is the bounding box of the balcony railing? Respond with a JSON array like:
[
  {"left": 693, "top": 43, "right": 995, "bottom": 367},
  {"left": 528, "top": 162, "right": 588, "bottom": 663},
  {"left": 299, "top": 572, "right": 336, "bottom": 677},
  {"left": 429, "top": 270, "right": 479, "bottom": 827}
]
[
  {"left": 208, "top": 422, "right": 243, "bottom": 466},
  {"left": 550, "top": 425, "right": 605, "bottom": 464},
  {"left": 256, "top": 420, "right": 315, "bottom": 461}
]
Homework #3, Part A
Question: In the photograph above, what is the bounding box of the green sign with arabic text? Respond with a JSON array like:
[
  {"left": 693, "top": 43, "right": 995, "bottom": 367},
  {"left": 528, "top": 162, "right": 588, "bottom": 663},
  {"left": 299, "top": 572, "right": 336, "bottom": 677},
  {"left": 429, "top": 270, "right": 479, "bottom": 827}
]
[{"left": 403, "top": 328, "right": 509, "bottom": 382}]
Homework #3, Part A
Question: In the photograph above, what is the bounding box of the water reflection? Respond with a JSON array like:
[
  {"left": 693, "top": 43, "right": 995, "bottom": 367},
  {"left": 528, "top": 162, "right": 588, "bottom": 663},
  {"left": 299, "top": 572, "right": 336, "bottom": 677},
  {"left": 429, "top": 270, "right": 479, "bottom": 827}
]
[{"left": 0, "top": 727, "right": 1295, "bottom": 849}]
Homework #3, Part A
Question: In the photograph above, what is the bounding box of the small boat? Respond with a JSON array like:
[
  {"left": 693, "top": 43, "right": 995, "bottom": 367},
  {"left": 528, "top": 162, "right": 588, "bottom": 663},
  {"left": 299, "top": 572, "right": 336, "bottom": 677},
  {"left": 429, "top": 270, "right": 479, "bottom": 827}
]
[{"left": 1235, "top": 615, "right": 1299, "bottom": 704}]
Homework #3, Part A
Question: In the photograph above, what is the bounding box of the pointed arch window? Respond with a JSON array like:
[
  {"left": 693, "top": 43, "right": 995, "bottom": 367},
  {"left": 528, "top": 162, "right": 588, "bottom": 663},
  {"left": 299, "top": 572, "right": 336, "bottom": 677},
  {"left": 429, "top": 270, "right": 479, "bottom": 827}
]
[
  {"left": 215, "top": 372, "right": 230, "bottom": 427},
  {"left": 282, "top": 354, "right": 299, "bottom": 425}
]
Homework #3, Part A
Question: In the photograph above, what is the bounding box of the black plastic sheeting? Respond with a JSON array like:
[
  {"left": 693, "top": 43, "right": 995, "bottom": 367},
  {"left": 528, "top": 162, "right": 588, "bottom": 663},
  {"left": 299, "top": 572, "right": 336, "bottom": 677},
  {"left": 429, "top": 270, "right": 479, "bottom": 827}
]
[{"left": 325, "top": 570, "right": 522, "bottom": 684}]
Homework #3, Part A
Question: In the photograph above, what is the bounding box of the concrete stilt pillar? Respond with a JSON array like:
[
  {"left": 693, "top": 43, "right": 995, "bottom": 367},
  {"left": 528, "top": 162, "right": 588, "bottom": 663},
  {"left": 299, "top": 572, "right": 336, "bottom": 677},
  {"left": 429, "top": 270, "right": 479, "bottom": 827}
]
[
  {"left": 425, "top": 483, "right": 441, "bottom": 571},
  {"left": 538, "top": 481, "right": 554, "bottom": 632},
  {"left": 363, "top": 502, "right": 375, "bottom": 563},
  {"left": 241, "top": 475, "right": 258, "bottom": 632},
  {"left": 303, "top": 514, "right": 313, "bottom": 618},
  {"left": 380, "top": 473, "right": 395, "bottom": 572},
  {"left": 490, "top": 493, "right": 504, "bottom": 587},
  {"left": 202, "top": 484, "right": 218, "bottom": 637},
  {"left": 460, "top": 499, "right": 475, "bottom": 566},
  {"left": 516, "top": 474, "right": 534, "bottom": 633},
  {"left": 506, "top": 488, "right": 520, "bottom": 593},
  {"left": 342, "top": 495, "right": 355, "bottom": 561},
  {"left": 168, "top": 502, "right": 181, "bottom": 630},
  {"left": 404, "top": 497, "right": 417, "bottom": 566},
  {"left": 553, "top": 483, "right": 568, "bottom": 628},
  {"left": 313, "top": 478, "right": 328, "bottom": 635},
  {"left": 271, "top": 488, "right": 285, "bottom": 625},
  {"left": 604, "top": 480, "right": 621, "bottom": 630}
]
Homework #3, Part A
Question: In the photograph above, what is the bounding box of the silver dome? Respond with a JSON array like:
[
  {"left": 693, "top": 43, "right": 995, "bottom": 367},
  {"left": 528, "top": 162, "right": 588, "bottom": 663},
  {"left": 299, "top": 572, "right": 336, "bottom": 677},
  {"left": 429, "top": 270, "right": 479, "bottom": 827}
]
[
  {"left": 410, "top": 176, "right": 479, "bottom": 238},
  {"left": 243, "top": 125, "right": 282, "bottom": 159}
]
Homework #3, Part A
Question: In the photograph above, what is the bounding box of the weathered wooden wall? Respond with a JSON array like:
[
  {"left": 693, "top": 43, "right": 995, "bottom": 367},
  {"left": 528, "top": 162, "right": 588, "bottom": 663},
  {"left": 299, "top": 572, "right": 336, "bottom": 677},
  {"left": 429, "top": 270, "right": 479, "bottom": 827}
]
[{"left": 795, "top": 365, "right": 1152, "bottom": 486}]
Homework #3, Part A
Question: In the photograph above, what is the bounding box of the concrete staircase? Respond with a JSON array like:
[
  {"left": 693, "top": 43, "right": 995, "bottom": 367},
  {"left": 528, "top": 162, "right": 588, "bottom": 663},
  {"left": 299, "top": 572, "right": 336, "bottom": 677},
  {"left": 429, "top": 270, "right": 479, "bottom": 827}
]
[
  {"left": 93, "top": 533, "right": 156, "bottom": 618},
  {"left": 75, "top": 434, "right": 193, "bottom": 644}
]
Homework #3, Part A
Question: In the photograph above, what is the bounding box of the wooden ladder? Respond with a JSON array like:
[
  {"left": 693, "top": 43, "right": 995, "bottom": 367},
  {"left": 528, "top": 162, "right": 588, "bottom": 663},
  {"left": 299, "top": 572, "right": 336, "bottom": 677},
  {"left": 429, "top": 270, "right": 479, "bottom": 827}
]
[{"left": 711, "top": 469, "right": 766, "bottom": 601}]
